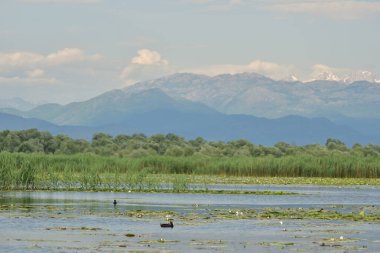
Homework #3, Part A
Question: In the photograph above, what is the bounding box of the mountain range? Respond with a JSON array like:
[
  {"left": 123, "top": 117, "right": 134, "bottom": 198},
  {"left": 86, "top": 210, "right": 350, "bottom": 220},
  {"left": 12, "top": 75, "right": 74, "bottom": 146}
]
[
  {"left": 0, "top": 112, "right": 91, "bottom": 139},
  {"left": 1, "top": 73, "right": 380, "bottom": 145},
  {"left": 125, "top": 73, "right": 380, "bottom": 119},
  {"left": 0, "top": 97, "right": 37, "bottom": 111},
  {"left": 312, "top": 70, "right": 380, "bottom": 84}
]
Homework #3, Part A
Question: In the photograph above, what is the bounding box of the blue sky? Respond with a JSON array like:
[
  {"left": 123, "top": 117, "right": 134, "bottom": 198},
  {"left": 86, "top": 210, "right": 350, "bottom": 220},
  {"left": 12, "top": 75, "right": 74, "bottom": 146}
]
[{"left": 0, "top": 0, "right": 379, "bottom": 103}]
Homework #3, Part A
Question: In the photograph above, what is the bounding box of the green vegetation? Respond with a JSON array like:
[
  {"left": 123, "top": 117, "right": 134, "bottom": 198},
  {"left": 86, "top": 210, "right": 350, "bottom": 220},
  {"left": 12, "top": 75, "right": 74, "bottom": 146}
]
[
  {"left": 1, "top": 129, "right": 380, "bottom": 190},
  {"left": 127, "top": 207, "right": 380, "bottom": 222},
  {"left": 1, "top": 129, "right": 380, "bottom": 158},
  {"left": 206, "top": 207, "right": 380, "bottom": 222},
  {"left": 172, "top": 175, "right": 380, "bottom": 186},
  {"left": 0, "top": 152, "right": 379, "bottom": 190}
]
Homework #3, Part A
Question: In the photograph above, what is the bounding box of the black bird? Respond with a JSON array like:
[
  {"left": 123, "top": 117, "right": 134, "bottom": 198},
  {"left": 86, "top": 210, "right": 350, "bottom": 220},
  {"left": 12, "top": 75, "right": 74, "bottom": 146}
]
[
  {"left": 113, "top": 200, "right": 117, "bottom": 206},
  {"left": 160, "top": 220, "right": 174, "bottom": 228}
]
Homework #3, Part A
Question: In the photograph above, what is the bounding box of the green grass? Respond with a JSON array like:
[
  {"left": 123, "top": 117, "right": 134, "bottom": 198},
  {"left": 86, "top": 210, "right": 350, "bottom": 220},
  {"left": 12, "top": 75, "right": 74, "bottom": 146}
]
[{"left": 0, "top": 152, "right": 379, "bottom": 190}]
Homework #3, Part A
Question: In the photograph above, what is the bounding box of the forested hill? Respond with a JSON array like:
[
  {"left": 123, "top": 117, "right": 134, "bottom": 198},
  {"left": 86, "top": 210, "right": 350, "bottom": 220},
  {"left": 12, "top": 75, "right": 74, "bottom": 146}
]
[{"left": 0, "top": 129, "right": 379, "bottom": 158}]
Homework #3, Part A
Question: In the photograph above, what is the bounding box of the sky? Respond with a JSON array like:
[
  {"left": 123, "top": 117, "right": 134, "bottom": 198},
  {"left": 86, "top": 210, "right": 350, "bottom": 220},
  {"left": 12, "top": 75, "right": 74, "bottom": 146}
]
[{"left": 0, "top": 0, "right": 379, "bottom": 104}]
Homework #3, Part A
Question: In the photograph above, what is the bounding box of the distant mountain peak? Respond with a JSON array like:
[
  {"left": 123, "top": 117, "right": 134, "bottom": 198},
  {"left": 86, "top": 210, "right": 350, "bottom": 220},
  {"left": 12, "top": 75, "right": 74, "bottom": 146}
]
[
  {"left": 120, "top": 71, "right": 380, "bottom": 119},
  {"left": 0, "top": 97, "right": 37, "bottom": 111},
  {"left": 142, "top": 72, "right": 211, "bottom": 85},
  {"left": 283, "top": 74, "right": 299, "bottom": 82},
  {"left": 339, "top": 70, "right": 379, "bottom": 84},
  {"left": 308, "top": 70, "right": 380, "bottom": 84},
  {"left": 315, "top": 71, "right": 341, "bottom": 82}
]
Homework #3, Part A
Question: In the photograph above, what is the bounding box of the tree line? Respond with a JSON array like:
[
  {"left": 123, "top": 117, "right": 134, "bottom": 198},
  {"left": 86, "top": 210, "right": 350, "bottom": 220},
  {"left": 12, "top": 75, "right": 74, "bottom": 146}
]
[{"left": 0, "top": 128, "right": 379, "bottom": 158}]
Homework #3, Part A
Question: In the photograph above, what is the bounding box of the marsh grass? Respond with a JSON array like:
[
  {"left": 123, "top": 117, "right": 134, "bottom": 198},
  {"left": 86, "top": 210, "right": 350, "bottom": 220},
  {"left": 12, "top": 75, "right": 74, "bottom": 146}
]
[
  {"left": 172, "top": 174, "right": 189, "bottom": 192},
  {"left": 0, "top": 152, "right": 379, "bottom": 190}
]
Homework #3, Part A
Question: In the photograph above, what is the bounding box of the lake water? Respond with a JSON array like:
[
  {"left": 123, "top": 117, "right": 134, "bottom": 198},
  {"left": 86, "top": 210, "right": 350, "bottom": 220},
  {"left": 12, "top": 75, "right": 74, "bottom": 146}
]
[{"left": 1, "top": 184, "right": 379, "bottom": 252}]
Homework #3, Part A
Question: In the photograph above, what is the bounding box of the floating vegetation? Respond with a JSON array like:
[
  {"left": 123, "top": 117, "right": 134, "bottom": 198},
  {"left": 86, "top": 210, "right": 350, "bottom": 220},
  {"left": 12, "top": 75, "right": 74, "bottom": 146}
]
[
  {"left": 46, "top": 227, "right": 103, "bottom": 231},
  {"left": 125, "top": 210, "right": 177, "bottom": 219},
  {"left": 139, "top": 239, "right": 180, "bottom": 244},
  {"left": 189, "top": 240, "right": 226, "bottom": 250},
  {"left": 314, "top": 229, "right": 360, "bottom": 235},
  {"left": 258, "top": 241, "right": 295, "bottom": 247},
  {"left": 320, "top": 236, "right": 359, "bottom": 244},
  {"left": 172, "top": 207, "right": 380, "bottom": 222},
  {"left": 2, "top": 192, "right": 379, "bottom": 253},
  {"left": 125, "top": 189, "right": 298, "bottom": 195},
  {"left": 157, "top": 175, "right": 380, "bottom": 186},
  {"left": 256, "top": 208, "right": 380, "bottom": 221},
  {"left": 190, "top": 239, "right": 225, "bottom": 245},
  {"left": 91, "top": 207, "right": 380, "bottom": 223}
]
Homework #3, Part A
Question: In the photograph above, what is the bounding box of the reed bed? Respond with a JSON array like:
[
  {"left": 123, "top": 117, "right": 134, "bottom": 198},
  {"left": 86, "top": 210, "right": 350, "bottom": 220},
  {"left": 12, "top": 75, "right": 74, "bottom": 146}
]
[{"left": 0, "top": 152, "right": 379, "bottom": 190}]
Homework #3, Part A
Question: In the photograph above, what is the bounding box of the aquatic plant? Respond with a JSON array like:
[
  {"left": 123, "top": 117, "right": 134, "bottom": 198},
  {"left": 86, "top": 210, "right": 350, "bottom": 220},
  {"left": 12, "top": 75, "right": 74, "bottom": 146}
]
[
  {"left": 172, "top": 175, "right": 189, "bottom": 192},
  {"left": 0, "top": 152, "right": 379, "bottom": 191}
]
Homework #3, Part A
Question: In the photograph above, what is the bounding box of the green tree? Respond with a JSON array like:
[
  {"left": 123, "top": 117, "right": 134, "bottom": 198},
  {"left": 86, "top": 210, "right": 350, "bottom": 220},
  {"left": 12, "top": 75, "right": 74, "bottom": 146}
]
[
  {"left": 326, "top": 138, "right": 348, "bottom": 152},
  {"left": 17, "top": 139, "right": 44, "bottom": 153}
]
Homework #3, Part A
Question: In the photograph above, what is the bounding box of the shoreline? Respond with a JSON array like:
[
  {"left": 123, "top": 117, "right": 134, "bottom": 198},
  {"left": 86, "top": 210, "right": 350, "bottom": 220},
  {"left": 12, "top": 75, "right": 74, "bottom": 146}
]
[{"left": 1, "top": 175, "right": 380, "bottom": 193}]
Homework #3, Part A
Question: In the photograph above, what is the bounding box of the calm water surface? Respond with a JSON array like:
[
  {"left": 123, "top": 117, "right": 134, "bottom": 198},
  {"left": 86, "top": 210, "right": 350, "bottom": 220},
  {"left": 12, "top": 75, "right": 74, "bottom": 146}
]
[{"left": 1, "top": 184, "right": 379, "bottom": 252}]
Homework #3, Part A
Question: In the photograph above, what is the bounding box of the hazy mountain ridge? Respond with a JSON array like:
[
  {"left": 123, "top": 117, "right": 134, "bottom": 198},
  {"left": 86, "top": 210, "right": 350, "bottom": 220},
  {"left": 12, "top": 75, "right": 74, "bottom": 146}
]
[
  {"left": 0, "top": 112, "right": 92, "bottom": 139},
  {"left": 1, "top": 72, "right": 379, "bottom": 145},
  {"left": 2, "top": 111, "right": 376, "bottom": 146},
  {"left": 95, "top": 112, "right": 375, "bottom": 145},
  {"left": 3, "top": 88, "right": 217, "bottom": 126},
  {"left": 0, "top": 97, "right": 37, "bottom": 111},
  {"left": 125, "top": 73, "right": 380, "bottom": 118}
]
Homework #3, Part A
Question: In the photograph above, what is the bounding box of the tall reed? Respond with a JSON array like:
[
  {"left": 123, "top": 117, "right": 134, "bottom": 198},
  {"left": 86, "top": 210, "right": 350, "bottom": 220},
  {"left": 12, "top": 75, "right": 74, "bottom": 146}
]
[{"left": 0, "top": 152, "right": 379, "bottom": 191}]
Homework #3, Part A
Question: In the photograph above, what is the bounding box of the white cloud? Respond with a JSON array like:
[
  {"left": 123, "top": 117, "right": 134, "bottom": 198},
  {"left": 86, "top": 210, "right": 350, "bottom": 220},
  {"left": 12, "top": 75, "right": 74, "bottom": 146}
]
[
  {"left": 270, "top": 0, "right": 380, "bottom": 20},
  {"left": 0, "top": 52, "right": 43, "bottom": 70},
  {"left": 26, "top": 68, "right": 45, "bottom": 78},
  {"left": 0, "top": 76, "right": 59, "bottom": 85},
  {"left": 311, "top": 64, "right": 344, "bottom": 75},
  {"left": 121, "top": 49, "right": 174, "bottom": 85},
  {"left": 46, "top": 48, "right": 101, "bottom": 65},
  {"left": 185, "top": 60, "right": 297, "bottom": 80},
  {"left": 131, "top": 49, "right": 168, "bottom": 65},
  {"left": 0, "top": 67, "right": 58, "bottom": 86},
  {"left": 0, "top": 48, "right": 101, "bottom": 71},
  {"left": 121, "top": 49, "right": 379, "bottom": 85},
  {"left": 0, "top": 48, "right": 101, "bottom": 86}
]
